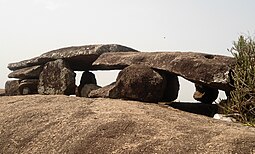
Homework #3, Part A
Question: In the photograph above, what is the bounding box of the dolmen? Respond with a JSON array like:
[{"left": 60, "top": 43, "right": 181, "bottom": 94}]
[
  {"left": 6, "top": 44, "right": 235, "bottom": 103},
  {"left": 6, "top": 44, "right": 137, "bottom": 96}
]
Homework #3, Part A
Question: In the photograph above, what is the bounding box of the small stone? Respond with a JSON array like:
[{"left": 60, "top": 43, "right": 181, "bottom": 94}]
[
  {"left": 80, "top": 84, "right": 101, "bottom": 97},
  {"left": 5, "top": 80, "right": 21, "bottom": 96},
  {"left": 193, "top": 84, "right": 219, "bottom": 104},
  {"left": 0, "top": 89, "right": 5, "bottom": 96},
  {"left": 88, "top": 82, "right": 116, "bottom": 98},
  {"left": 19, "top": 79, "right": 39, "bottom": 95},
  {"left": 213, "top": 114, "right": 236, "bottom": 122}
]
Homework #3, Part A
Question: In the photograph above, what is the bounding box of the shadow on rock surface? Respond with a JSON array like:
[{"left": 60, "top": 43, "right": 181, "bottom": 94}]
[{"left": 167, "top": 102, "right": 218, "bottom": 117}]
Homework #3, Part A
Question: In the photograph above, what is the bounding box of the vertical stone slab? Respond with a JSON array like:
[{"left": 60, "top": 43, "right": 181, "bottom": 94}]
[
  {"left": 38, "top": 59, "right": 76, "bottom": 95},
  {"left": 109, "top": 64, "right": 167, "bottom": 103},
  {"left": 77, "top": 71, "right": 97, "bottom": 97},
  {"left": 161, "top": 72, "right": 179, "bottom": 102},
  {"left": 5, "top": 80, "right": 21, "bottom": 96}
]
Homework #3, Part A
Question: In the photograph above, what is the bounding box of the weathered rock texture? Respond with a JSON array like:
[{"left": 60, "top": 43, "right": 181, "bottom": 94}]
[
  {"left": 80, "top": 84, "right": 101, "bottom": 97},
  {"left": 6, "top": 44, "right": 236, "bottom": 102},
  {"left": 6, "top": 44, "right": 137, "bottom": 97},
  {"left": 8, "top": 44, "right": 138, "bottom": 71},
  {"left": 0, "top": 95, "right": 254, "bottom": 153},
  {"left": 38, "top": 59, "right": 76, "bottom": 95},
  {"left": 92, "top": 52, "right": 235, "bottom": 92},
  {"left": 109, "top": 65, "right": 167, "bottom": 102},
  {"left": 5, "top": 80, "right": 20, "bottom": 96},
  {"left": 88, "top": 82, "right": 116, "bottom": 98},
  {"left": 8, "top": 65, "right": 43, "bottom": 79},
  {"left": 193, "top": 84, "right": 219, "bottom": 104}
]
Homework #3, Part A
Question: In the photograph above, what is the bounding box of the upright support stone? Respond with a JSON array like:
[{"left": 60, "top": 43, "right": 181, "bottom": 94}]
[
  {"left": 77, "top": 71, "right": 97, "bottom": 97},
  {"left": 5, "top": 80, "right": 21, "bottom": 96},
  {"left": 193, "top": 83, "right": 219, "bottom": 104},
  {"left": 38, "top": 59, "right": 76, "bottom": 95},
  {"left": 109, "top": 64, "right": 167, "bottom": 103},
  {"left": 160, "top": 72, "right": 180, "bottom": 102}
]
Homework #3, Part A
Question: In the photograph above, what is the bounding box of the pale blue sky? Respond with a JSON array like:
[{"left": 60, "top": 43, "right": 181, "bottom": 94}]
[{"left": 1, "top": 0, "right": 255, "bottom": 101}]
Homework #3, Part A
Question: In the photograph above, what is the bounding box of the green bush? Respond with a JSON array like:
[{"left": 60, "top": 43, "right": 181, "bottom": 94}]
[{"left": 226, "top": 35, "right": 255, "bottom": 126}]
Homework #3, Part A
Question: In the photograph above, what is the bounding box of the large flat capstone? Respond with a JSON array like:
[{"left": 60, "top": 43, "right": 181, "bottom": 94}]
[
  {"left": 8, "top": 44, "right": 138, "bottom": 71},
  {"left": 8, "top": 65, "right": 43, "bottom": 79},
  {"left": 92, "top": 52, "right": 235, "bottom": 91}
]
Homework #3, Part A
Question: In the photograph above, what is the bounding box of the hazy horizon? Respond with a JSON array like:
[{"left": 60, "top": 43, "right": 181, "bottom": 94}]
[{"left": 1, "top": 0, "right": 255, "bottom": 101}]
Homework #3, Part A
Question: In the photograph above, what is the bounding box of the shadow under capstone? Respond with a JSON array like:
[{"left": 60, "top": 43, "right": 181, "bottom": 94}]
[{"left": 165, "top": 102, "right": 219, "bottom": 117}]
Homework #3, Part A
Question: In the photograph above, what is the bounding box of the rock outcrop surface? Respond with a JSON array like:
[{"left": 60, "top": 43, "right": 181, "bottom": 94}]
[
  {"left": 0, "top": 95, "right": 254, "bottom": 153},
  {"left": 38, "top": 59, "right": 76, "bottom": 95},
  {"left": 92, "top": 52, "right": 235, "bottom": 92}
]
